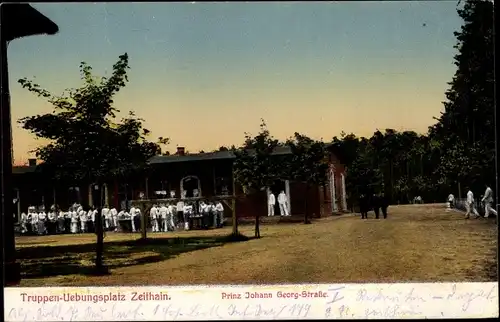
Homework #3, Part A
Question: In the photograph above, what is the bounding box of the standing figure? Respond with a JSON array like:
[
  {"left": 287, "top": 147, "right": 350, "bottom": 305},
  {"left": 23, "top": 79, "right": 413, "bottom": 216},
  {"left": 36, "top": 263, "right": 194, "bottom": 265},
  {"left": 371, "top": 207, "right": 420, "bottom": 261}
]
[
  {"left": 37, "top": 207, "right": 47, "bottom": 235},
  {"left": 268, "top": 192, "right": 276, "bottom": 216},
  {"left": 79, "top": 207, "right": 88, "bottom": 233},
  {"left": 65, "top": 210, "right": 72, "bottom": 233},
  {"left": 199, "top": 201, "right": 208, "bottom": 229},
  {"left": 58, "top": 210, "right": 66, "bottom": 233},
  {"left": 159, "top": 203, "right": 168, "bottom": 232},
  {"left": 482, "top": 185, "right": 497, "bottom": 218},
  {"left": 372, "top": 194, "right": 381, "bottom": 219},
  {"left": 20, "top": 212, "right": 28, "bottom": 234},
  {"left": 70, "top": 207, "right": 79, "bottom": 233},
  {"left": 117, "top": 209, "right": 127, "bottom": 232},
  {"left": 129, "top": 206, "right": 137, "bottom": 232},
  {"left": 101, "top": 206, "right": 110, "bottom": 231},
  {"left": 465, "top": 188, "right": 480, "bottom": 219},
  {"left": 380, "top": 192, "right": 389, "bottom": 219},
  {"left": 110, "top": 207, "right": 118, "bottom": 231},
  {"left": 47, "top": 206, "right": 57, "bottom": 235},
  {"left": 30, "top": 207, "right": 39, "bottom": 235},
  {"left": 135, "top": 207, "right": 142, "bottom": 232},
  {"left": 167, "top": 203, "right": 176, "bottom": 231},
  {"left": 447, "top": 194, "right": 455, "bottom": 209},
  {"left": 87, "top": 208, "right": 95, "bottom": 233},
  {"left": 359, "top": 194, "right": 369, "bottom": 219},
  {"left": 183, "top": 203, "right": 192, "bottom": 230},
  {"left": 150, "top": 204, "right": 159, "bottom": 232},
  {"left": 215, "top": 201, "right": 224, "bottom": 228},
  {"left": 209, "top": 202, "right": 218, "bottom": 228},
  {"left": 176, "top": 200, "right": 185, "bottom": 229},
  {"left": 278, "top": 190, "right": 289, "bottom": 216}
]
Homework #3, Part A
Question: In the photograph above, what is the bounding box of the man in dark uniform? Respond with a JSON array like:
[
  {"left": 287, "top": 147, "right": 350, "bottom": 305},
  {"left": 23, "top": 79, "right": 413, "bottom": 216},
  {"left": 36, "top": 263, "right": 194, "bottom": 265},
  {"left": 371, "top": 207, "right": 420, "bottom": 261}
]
[
  {"left": 380, "top": 192, "right": 389, "bottom": 219},
  {"left": 372, "top": 193, "right": 381, "bottom": 219},
  {"left": 359, "top": 194, "right": 369, "bottom": 219}
]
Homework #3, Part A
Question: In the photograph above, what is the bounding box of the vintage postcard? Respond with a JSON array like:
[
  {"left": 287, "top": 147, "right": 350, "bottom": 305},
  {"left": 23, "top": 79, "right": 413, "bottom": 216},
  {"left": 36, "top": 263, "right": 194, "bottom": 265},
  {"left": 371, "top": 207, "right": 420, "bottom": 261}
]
[{"left": 1, "top": 1, "right": 497, "bottom": 320}]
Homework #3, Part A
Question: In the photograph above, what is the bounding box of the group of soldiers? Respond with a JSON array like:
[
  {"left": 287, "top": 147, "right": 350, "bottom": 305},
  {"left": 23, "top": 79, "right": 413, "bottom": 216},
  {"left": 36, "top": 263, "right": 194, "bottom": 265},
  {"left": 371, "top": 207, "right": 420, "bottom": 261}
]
[
  {"left": 447, "top": 184, "right": 497, "bottom": 219},
  {"left": 149, "top": 200, "right": 225, "bottom": 232},
  {"left": 19, "top": 199, "right": 226, "bottom": 235},
  {"left": 19, "top": 203, "right": 122, "bottom": 235},
  {"left": 358, "top": 192, "right": 390, "bottom": 219}
]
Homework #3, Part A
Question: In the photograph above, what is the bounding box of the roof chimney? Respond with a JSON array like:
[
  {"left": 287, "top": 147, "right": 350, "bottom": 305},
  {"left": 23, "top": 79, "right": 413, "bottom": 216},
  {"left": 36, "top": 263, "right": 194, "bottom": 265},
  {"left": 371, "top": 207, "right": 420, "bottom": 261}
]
[
  {"left": 176, "top": 147, "right": 185, "bottom": 156},
  {"left": 28, "top": 158, "right": 37, "bottom": 167}
]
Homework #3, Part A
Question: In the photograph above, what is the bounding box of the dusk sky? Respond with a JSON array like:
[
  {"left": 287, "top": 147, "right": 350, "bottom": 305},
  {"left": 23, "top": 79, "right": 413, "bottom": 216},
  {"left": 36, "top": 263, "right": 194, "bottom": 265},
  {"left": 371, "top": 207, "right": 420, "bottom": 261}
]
[{"left": 9, "top": 2, "right": 462, "bottom": 165}]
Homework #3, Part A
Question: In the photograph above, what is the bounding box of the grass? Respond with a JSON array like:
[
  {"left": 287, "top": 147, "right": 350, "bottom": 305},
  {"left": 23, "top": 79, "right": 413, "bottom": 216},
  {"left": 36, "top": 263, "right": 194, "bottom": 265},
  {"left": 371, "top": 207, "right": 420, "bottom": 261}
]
[{"left": 15, "top": 204, "right": 497, "bottom": 287}]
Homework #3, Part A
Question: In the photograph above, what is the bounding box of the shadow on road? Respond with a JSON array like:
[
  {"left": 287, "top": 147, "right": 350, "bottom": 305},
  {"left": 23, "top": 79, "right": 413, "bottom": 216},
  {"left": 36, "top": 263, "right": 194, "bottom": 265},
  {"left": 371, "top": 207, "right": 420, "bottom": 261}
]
[{"left": 17, "top": 234, "right": 251, "bottom": 279}]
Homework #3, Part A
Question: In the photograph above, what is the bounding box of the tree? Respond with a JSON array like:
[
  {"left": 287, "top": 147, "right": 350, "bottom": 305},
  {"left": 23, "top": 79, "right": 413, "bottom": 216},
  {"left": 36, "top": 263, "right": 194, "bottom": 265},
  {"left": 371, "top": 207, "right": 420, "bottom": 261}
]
[
  {"left": 232, "top": 120, "right": 280, "bottom": 238},
  {"left": 285, "top": 133, "right": 329, "bottom": 223},
  {"left": 430, "top": 0, "right": 494, "bottom": 193},
  {"left": 18, "top": 53, "right": 166, "bottom": 271}
]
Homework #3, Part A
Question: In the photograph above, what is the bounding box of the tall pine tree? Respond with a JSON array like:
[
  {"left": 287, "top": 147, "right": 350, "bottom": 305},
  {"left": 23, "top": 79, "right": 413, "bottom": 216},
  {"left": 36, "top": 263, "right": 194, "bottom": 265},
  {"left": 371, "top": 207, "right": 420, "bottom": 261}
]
[{"left": 431, "top": 0, "right": 494, "bottom": 192}]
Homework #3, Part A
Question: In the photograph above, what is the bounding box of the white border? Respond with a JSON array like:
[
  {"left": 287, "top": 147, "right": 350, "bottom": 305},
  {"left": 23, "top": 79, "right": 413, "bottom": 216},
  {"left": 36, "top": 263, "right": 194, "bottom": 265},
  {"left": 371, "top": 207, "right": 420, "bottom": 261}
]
[{"left": 4, "top": 282, "right": 498, "bottom": 321}]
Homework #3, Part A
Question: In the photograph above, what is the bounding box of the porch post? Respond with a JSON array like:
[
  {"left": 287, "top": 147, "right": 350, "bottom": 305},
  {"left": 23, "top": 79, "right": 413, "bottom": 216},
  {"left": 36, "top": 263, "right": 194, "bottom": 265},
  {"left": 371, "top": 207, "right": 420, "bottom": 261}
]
[
  {"left": 341, "top": 173, "right": 347, "bottom": 211},
  {"left": 331, "top": 170, "right": 338, "bottom": 212},
  {"left": 285, "top": 180, "right": 291, "bottom": 214},
  {"left": 145, "top": 177, "right": 149, "bottom": 199},
  {"left": 103, "top": 183, "right": 109, "bottom": 206},
  {"left": 16, "top": 189, "right": 21, "bottom": 221},
  {"left": 88, "top": 184, "right": 93, "bottom": 207}
]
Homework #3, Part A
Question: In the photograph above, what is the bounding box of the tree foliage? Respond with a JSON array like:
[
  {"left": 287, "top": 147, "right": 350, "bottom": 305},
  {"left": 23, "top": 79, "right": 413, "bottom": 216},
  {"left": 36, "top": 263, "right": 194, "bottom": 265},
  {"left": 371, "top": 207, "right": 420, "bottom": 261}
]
[
  {"left": 331, "top": 0, "right": 494, "bottom": 207},
  {"left": 232, "top": 120, "right": 280, "bottom": 237},
  {"left": 18, "top": 53, "right": 167, "bottom": 184}
]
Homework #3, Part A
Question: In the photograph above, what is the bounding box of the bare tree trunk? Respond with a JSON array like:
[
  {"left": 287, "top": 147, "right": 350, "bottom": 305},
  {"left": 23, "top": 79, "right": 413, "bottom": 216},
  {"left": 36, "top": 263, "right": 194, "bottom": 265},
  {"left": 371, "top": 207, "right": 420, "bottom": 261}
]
[
  {"left": 254, "top": 214, "right": 260, "bottom": 238},
  {"left": 304, "top": 184, "right": 311, "bottom": 224},
  {"left": 93, "top": 183, "right": 106, "bottom": 273}
]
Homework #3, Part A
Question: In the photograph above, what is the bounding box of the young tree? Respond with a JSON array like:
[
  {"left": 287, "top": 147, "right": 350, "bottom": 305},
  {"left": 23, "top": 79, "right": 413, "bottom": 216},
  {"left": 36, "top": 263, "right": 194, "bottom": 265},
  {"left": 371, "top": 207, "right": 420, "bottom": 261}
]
[
  {"left": 285, "top": 133, "right": 329, "bottom": 224},
  {"left": 232, "top": 120, "right": 280, "bottom": 238},
  {"left": 18, "top": 53, "right": 166, "bottom": 272}
]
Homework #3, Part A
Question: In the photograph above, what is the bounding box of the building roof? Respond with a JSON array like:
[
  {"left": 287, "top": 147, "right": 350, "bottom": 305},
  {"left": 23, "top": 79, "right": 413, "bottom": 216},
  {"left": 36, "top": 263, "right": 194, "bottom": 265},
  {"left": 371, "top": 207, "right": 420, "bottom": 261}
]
[
  {"left": 2, "top": 4, "right": 59, "bottom": 41},
  {"left": 13, "top": 144, "right": 337, "bottom": 171},
  {"left": 12, "top": 165, "right": 37, "bottom": 174},
  {"left": 148, "top": 146, "right": 294, "bottom": 164}
]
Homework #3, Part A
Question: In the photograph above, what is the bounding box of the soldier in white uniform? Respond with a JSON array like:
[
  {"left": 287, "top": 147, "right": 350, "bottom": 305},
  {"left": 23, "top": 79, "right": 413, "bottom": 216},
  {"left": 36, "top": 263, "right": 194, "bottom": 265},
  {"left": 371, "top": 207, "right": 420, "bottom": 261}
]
[
  {"left": 58, "top": 209, "right": 66, "bottom": 233},
  {"left": 78, "top": 206, "right": 88, "bottom": 233},
  {"left": 176, "top": 200, "right": 185, "bottom": 229},
  {"left": 199, "top": 201, "right": 208, "bottom": 228},
  {"left": 129, "top": 206, "right": 137, "bottom": 232},
  {"left": 20, "top": 212, "right": 28, "bottom": 234},
  {"left": 101, "top": 205, "right": 110, "bottom": 231},
  {"left": 278, "top": 190, "right": 289, "bottom": 216},
  {"left": 160, "top": 204, "right": 169, "bottom": 232},
  {"left": 30, "top": 206, "right": 39, "bottom": 235},
  {"left": 167, "top": 203, "right": 176, "bottom": 231},
  {"left": 465, "top": 188, "right": 480, "bottom": 219},
  {"left": 37, "top": 206, "right": 47, "bottom": 235},
  {"left": 70, "top": 207, "right": 80, "bottom": 233},
  {"left": 110, "top": 207, "right": 118, "bottom": 231},
  {"left": 482, "top": 185, "right": 497, "bottom": 218},
  {"left": 215, "top": 201, "right": 224, "bottom": 228},
  {"left": 150, "top": 204, "right": 159, "bottom": 232},
  {"left": 47, "top": 205, "right": 57, "bottom": 235},
  {"left": 183, "top": 203, "right": 193, "bottom": 230},
  {"left": 268, "top": 192, "right": 276, "bottom": 216}
]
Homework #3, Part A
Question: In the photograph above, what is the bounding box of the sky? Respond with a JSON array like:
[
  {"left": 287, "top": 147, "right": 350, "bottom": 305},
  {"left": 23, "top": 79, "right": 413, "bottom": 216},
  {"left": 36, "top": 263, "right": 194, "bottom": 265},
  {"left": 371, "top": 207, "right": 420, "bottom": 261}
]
[{"left": 8, "top": 1, "right": 463, "bottom": 165}]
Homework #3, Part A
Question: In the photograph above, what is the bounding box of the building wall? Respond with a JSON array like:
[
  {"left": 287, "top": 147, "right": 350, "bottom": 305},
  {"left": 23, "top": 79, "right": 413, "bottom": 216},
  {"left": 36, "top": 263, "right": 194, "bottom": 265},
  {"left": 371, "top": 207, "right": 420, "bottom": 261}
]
[{"left": 12, "top": 151, "right": 348, "bottom": 217}]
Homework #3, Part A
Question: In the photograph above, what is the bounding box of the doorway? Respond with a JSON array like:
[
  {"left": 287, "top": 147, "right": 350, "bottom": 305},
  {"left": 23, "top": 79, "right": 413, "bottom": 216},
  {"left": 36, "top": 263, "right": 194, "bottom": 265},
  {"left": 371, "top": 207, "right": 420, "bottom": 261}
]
[
  {"left": 269, "top": 180, "right": 287, "bottom": 216},
  {"left": 181, "top": 176, "right": 201, "bottom": 198}
]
